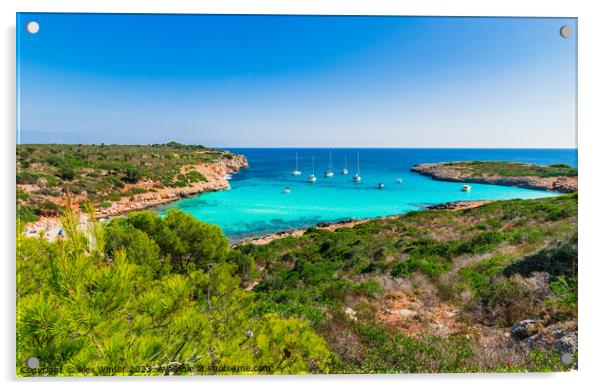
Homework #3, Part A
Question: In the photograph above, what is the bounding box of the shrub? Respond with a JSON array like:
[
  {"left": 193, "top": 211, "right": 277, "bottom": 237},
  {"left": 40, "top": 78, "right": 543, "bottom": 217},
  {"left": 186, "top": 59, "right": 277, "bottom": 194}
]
[
  {"left": 17, "top": 204, "right": 39, "bottom": 223},
  {"left": 121, "top": 167, "right": 144, "bottom": 184},
  {"left": 549, "top": 163, "right": 572, "bottom": 169},
  {"left": 16, "top": 171, "right": 38, "bottom": 184},
  {"left": 17, "top": 188, "right": 29, "bottom": 201},
  {"left": 353, "top": 280, "right": 381, "bottom": 297},
  {"left": 227, "top": 250, "right": 255, "bottom": 285},
  {"left": 186, "top": 170, "right": 207, "bottom": 183},
  {"left": 547, "top": 276, "right": 577, "bottom": 319},
  {"left": 57, "top": 166, "right": 76, "bottom": 181},
  {"left": 503, "top": 235, "right": 577, "bottom": 278},
  {"left": 39, "top": 200, "right": 61, "bottom": 216},
  {"left": 472, "top": 275, "right": 547, "bottom": 326}
]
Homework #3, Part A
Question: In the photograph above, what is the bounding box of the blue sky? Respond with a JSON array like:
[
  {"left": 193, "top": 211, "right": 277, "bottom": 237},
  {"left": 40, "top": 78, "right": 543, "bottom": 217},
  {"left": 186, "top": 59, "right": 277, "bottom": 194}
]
[{"left": 17, "top": 14, "right": 576, "bottom": 147}]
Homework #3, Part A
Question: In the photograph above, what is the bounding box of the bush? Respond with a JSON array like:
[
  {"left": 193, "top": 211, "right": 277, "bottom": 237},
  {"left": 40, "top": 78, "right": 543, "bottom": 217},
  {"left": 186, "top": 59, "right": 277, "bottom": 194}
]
[
  {"left": 186, "top": 170, "right": 207, "bottom": 183},
  {"left": 17, "top": 188, "right": 29, "bottom": 201},
  {"left": 472, "top": 275, "right": 547, "bottom": 326},
  {"left": 353, "top": 280, "right": 381, "bottom": 297},
  {"left": 121, "top": 167, "right": 143, "bottom": 184},
  {"left": 17, "top": 204, "right": 39, "bottom": 223},
  {"left": 39, "top": 200, "right": 61, "bottom": 216},
  {"left": 227, "top": 250, "right": 255, "bottom": 285},
  {"left": 16, "top": 171, "right": 38, "bottom": 184},
  {"left": 547, "top": 275, "right": 577, "bottom": 319},
  {"left": 57, "top": 166, "right": 76, "bottom": 181},
  {"left": 503, "top": 235, "right": 577, "bottom": 278},
  {"left": 549, "top": 163, "right": 572, "bottom": 169}
]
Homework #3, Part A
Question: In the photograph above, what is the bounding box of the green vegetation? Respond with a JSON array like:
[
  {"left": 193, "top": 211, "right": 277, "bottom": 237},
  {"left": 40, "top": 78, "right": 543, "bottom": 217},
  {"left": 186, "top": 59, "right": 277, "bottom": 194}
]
[
  {"left": 237, "top": 193, "right": 578, "bottom": 372},
  {"left": 442, "top": 161, "right": 577, "bottom": 178},
  {"left": 16, "top": 142, "right": 232, "bottom": 222},
  {"left": 17, "top": 208, "right": 329, "bottom": 376},
  {"left": 16, "top": 188, "right": 577, "bottom": 374}
]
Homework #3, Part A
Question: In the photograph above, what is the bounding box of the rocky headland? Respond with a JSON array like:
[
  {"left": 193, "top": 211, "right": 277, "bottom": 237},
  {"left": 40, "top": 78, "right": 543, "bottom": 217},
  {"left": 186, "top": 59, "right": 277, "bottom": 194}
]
[
  {"left": 24, "top": 154, "right": 248, "bottom": 239},
  {"left": 411, "top": 161, "right": 577, "bottom": 193},
  {"left": 95, "top": 154, "right": 248, "bottom": 217}
]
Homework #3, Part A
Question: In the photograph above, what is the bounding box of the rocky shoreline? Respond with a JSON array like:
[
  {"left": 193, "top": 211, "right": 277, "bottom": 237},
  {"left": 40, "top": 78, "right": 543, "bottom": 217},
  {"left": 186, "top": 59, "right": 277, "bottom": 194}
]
[
  {"left": 235, "top": 200, "right": 489, "bottom": 246},
  {"left": 424, "top": 200, "right": 492, "bottom": 211},
  {"left": 24, "top": 155, "right": 248, "bottom": 239},
  {"left": 411, "top": 162, "right": 577, "bottom": 193},
  {"left": 95, "top": 154, "right": 248, "bottom": 218},
  {"left": 25, "top": 158, "right": 573, "bottom": 244},
  {"left": 233, "top": 218, "right": 363, "bottom": 246}
]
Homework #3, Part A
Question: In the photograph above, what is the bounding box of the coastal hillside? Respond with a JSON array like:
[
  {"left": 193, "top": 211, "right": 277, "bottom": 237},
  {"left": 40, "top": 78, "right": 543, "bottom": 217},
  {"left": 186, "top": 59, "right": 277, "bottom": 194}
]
[
  {"left": 239, "top": 193, "right": 578, "bottom": 372},
  {"left": 411, "top": 161, "right": 577, "bottom": 193},
  {"left": 17, "top": 193, "right": 577, "bottom": 375},
  {"left": 16, "top": 142, "right": 248, "bottom": 223}
]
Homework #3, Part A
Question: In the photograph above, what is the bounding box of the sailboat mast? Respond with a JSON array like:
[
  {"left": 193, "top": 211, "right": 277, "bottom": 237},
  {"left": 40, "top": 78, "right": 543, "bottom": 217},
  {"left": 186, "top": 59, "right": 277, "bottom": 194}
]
[
  {"left": 357, "top": 152, "right": 360, "bottom": 175},
  {"left": 295, "top": 153, "right": 299, "bottom": 170},
  {"left": 312, "top": 156, "right": 315, "bottom": 175}
]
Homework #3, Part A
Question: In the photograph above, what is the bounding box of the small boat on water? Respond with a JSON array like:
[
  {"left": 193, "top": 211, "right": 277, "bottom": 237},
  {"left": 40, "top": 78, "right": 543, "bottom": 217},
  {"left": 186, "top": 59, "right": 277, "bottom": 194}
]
[
  {"left": 353, "top": 152, "right": 362, "bottom": 183},
  {"left": 308, "top": 156, "right": 317, "bottom": 183},
  {"left": 397, "top": 177, "right": 403, "bottom": 184},
  {"left": 341, "top": 155, "right": 349, "bottom": 175},
  {"left": 284, "top": 187, "right": 291, "bottom": 193},
  {"left": 324, "top": 151, "right": 334, "bottom": 177},
  {"left": 462, "top": 185, "right": 472, "bottom": 192},
  {"left": 377, "top": 183, "right": 385, "bottom": 189},
  {"left": 292, "top": 153, "right": 302, "bottom": 175}
]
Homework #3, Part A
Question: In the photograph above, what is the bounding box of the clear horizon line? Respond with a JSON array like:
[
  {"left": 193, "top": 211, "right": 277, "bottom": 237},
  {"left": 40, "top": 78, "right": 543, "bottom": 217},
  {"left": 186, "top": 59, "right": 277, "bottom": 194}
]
[
  {"left": 16, "top": 142, "right": 578, "bottom": 150},
  {"left": 216, "top": 146, "right": 578, "bottom": 150}
]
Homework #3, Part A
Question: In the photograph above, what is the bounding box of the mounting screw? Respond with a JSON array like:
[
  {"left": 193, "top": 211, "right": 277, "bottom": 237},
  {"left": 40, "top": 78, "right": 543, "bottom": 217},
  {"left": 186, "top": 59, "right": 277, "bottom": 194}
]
[
  {"left": 559, "top": 25, "right": 572, "bottom": 39},
  {"left": 26, "top": 21, "right": 40, "bottom": 35}
]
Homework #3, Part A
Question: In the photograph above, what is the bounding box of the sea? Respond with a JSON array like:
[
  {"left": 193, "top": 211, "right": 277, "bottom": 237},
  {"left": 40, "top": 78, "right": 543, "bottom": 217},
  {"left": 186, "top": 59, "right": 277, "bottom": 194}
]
[{"left": 156, "top": 148, "right": 577, "bottom": 242}]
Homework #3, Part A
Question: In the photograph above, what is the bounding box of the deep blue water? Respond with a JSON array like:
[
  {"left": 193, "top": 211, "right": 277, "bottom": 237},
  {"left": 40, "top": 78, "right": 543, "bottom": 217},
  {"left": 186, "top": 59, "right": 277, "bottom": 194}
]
[{"left": 158, "top": 148, "right": 577, "bottom": 241}]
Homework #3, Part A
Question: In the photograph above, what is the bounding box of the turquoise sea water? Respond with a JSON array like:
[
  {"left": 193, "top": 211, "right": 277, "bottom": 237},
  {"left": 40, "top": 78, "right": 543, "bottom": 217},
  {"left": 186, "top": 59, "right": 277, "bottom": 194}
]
[{"left": 157, "top": 149, "right": 577, "bottom": 241}]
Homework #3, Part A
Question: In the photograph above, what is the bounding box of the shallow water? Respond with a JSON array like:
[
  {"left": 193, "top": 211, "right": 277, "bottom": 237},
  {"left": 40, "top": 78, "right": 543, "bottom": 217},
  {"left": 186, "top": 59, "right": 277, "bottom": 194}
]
[{"left": 157, "top": 148, "right": 577, "bottom": 241}]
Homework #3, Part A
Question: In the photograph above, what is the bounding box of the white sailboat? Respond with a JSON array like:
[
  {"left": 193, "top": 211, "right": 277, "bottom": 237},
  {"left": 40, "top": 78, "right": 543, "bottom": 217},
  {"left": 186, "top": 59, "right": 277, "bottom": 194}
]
[
  {"left": 292, "top": 153, "right": 302, "bottom": 175},
  {"left": 341, "top": 155, "right": 349, "bottom": 175},
  {"left": 308, "top": 156, "right": 317, "bottom": 183},
  {"left": 324, "top": 151, "right": 334, "bottom": 177},
  {"left": 353, "top": 152, "right": 362, "bottom": 182},
  {"left": 396, "top": 177, "right": 403, "bottom": 184}
]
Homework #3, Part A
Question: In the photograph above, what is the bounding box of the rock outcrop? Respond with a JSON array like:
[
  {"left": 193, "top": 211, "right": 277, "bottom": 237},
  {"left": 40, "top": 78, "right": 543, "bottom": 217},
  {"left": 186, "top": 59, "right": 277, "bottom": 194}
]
[
  {"left": 510, "top": 318, "right": 543, "bottom": 341},
  {"left": 411, "top": 162, "right": 577, "bottom": 193},
  {"left": 425, "top": 200, "right": 492, "bottom": 211},
  {"left": 24, "top": 155, "right": 249, "bottom": 240},
  {"left": 95, "top": 154, "right": 248, "bottom": 218},
  {"left": 553, "top": 331, "right": 578, "bottom": 354}
]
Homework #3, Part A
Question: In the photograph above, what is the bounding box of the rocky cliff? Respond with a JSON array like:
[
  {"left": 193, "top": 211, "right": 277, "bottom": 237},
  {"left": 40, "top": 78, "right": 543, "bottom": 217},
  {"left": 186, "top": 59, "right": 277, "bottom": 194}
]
[{"left": 95, "top": 154, "right": 249, "bottom": 217}]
